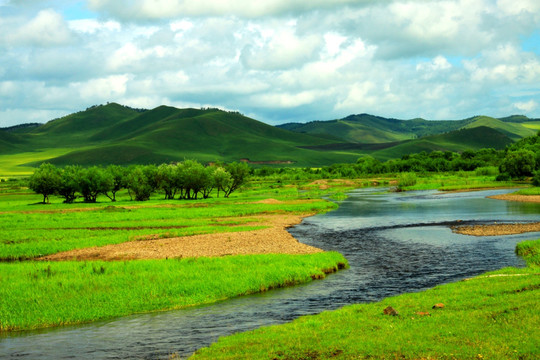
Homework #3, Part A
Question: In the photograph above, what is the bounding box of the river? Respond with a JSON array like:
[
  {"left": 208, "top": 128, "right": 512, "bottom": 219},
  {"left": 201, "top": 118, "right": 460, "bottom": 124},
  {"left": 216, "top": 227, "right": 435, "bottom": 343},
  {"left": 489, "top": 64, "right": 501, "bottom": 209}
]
[{"left": 1, "top": 188, "right": 539, "bottom": 359}]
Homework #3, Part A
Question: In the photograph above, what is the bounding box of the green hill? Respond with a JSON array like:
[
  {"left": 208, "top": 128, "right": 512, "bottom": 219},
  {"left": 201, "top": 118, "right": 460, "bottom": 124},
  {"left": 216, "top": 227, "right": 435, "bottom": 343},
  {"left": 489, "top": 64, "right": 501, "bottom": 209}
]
[
  {"left": 279, "top": 114, "right": 473, "bottom": 143},
  {"left": 279, "top": 114, "right": 538, "bottom": 144},
  {"left": 302, "top": 126, "right": 514, "bottom": 161},
  {"left": 462, "top": 116, "right": 537, "bottom": 140},
  {"left": 5, "top": 103, "right": 361, "bottom": 168},
  {"left": 0, "top": 130, "right": 27, "bottom": 154},
  {"left": 1, "top": 104, "right": 537, "bottom": 174},
  {"left": 371, "top": 126, "right": 514, "bottom": 160}
]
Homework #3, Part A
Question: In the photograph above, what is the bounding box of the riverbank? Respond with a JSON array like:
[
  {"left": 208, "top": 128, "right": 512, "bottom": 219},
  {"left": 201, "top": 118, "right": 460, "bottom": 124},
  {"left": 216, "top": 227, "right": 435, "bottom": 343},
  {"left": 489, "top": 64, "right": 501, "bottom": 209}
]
[
  {"left": 452, "top": 222, "right": 540, "bottom": 236},
  {"left": 488, "top": 193, "right": 540, "bottom": 203},
  {"left": 190, "top": 239, "right": 540, "bottom": 360}
]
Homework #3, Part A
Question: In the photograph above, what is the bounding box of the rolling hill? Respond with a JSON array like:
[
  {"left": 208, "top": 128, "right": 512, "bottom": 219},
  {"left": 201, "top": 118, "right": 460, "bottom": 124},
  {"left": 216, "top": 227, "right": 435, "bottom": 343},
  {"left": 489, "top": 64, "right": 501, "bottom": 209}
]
[
  {"left": 0, "top": 103, "right": 361, "bottom": 169},
  {"left": 0, "top": 103, "right": 537, "bottom": 175},
  {"left": 279, "top": 114, "right": 539, "bottom": 144}
]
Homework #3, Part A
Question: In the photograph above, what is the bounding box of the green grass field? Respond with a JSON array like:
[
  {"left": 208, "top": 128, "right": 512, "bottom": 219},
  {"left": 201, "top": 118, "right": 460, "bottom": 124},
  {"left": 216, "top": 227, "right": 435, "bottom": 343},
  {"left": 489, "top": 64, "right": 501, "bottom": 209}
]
[
  {"left": 0, "top": 178, "right": 353, "bottom": 332},
  {"left": 0, "top": 252, "right": 347, "bottom": 332},
  {"left": 191, "top": 239, "right": 540, "bottom": 360}
]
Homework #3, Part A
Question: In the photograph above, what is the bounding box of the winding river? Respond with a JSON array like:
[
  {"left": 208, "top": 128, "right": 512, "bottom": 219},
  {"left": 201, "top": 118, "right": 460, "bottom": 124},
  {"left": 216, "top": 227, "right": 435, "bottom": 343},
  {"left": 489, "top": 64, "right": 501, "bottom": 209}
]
[{"left": 1, "top": 188, "right": 539, "bottom": 359}]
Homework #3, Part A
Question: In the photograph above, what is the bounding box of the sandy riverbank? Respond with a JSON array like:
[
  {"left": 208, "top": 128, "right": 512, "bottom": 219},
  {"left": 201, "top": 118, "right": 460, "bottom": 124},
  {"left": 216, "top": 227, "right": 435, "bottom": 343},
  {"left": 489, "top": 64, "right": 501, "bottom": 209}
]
[
  {"left": 451, "top": 222, "right": 540, "bottom": 236},
  {"left": 40, "top": 213, "right": 322, "bottom": 261},
  {"left": 487, "top": 193, "right": 540, "bottom": 203}
]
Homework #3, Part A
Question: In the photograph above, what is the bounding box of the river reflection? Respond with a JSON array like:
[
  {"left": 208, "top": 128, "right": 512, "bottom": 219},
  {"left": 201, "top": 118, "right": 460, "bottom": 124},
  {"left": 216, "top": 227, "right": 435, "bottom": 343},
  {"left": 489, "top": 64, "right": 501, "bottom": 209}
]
[{"left": 1, "top": 188, "right": 539, "bottom": 359}]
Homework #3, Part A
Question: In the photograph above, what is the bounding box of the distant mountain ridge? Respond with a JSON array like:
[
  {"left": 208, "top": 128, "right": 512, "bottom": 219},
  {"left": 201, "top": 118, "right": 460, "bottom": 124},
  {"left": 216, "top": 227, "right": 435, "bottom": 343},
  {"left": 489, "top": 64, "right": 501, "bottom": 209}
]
[
  {"left": 278, "top": 113, "right": 539, "bottom": 144},
  {"left": 1, "top": 103, "right": 539, "bottom": 169}
]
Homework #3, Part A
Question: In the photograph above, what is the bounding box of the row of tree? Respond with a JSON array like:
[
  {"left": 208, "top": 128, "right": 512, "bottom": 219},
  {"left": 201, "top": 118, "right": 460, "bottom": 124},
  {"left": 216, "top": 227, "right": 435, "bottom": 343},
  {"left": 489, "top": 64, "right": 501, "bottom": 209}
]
[{"left": 29, "top": 161, "right": 250, "bottom": 204}]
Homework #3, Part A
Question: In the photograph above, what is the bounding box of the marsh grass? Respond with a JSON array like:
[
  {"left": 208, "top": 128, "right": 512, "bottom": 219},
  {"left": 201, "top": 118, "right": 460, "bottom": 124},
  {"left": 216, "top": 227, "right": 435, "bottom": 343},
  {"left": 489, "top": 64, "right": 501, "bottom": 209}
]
[
  {"left": 191, "top": 239, "right": 540, "bottom": 360},
  {"left": 0, "top": 252, "right": 348, "bottom": 332}
]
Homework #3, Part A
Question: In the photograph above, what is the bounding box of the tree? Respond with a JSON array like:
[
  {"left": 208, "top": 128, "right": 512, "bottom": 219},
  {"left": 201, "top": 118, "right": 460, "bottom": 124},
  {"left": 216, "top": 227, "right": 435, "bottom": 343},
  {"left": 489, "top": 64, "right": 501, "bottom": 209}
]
[
  {"left": 181, "top": 160, "right": 206, "bottom": 199},
  {"left": 57, "top": 165, "right": 81, "bottom": 203},
  {"left": 126, "top": 166, "right": 153, "bottom": 201},
  {"left": 213, "top": 167, "right": 232, "bottom": 198},
  {"left": 104, "top": 165, "right": 126, "bottom": 202},
  {"left": 156, "top": 164, "right": 178, "bottom": 200},
  {"left": 28, "top": 163, "right": 61, "bottom": 204},
  {"left": 200, "top": 166, "right": 216, "bottom": 199},
  {"left": 223, "top": 162, "right": 250, "bottom": 198},
  {"left": 499, "top": 149, "right": 536, "bottom": 179},
  {"left": 78, "top": 166, "right": 112, "bottom": 203}
]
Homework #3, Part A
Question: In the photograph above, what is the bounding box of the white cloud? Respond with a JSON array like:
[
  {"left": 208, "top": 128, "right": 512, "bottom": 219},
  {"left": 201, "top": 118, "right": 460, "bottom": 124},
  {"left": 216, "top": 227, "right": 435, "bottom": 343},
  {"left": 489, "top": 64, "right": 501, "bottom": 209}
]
[
  {"left": 497, "top": 0, "right": 540, "bottom": 16},
  {"left": 68, "top": 18, "right": 121, "bottom": 34},
  {"left": 73, "top": 75, "right": 129, "bottom": 100},
  {"left": 2, "top": 9, "right": 75, "bottom": 46},
  {"left": 1, "top": 0, "right": 539, "bottom": 128},
  {"left": 514, "top": 100, "right": 538, "bottom": 112},
  {"left": 241, "top": 27, "right": 322, "bottom": 70},
  {"left": 88, "top": 0, "right": 373, "bottom": 20}
]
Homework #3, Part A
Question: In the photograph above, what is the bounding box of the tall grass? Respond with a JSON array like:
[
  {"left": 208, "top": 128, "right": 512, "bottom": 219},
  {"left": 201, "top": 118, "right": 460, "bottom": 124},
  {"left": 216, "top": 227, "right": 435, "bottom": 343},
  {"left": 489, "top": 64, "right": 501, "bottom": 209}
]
[{"left": 0, "top": 252, "right": 348, "bottom": 332}]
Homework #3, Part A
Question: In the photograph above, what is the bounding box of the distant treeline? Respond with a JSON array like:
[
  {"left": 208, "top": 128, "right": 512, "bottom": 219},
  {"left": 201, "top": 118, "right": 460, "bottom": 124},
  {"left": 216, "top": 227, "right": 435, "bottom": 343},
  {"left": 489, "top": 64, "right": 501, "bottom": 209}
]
[
  {"left": 29, "top": 161, "right": 249, "bottom": 204},
  {"left": 254, "top": 132, "right": 540, "bottom": 183}
]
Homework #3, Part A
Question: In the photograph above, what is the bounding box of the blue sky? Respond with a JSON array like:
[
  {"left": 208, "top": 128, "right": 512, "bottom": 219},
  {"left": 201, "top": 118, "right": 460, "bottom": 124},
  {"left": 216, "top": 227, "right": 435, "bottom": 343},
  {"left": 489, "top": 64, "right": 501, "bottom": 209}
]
[{"left": 1, "top": 0, "right": 539, "bottom": 127}]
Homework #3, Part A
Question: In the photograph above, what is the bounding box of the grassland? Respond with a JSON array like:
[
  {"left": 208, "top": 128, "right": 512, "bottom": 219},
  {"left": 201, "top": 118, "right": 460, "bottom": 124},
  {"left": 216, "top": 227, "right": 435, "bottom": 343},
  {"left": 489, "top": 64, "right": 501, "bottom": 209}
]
[
  {"left": 516, "top": 187, "right": 540, "bottom": 196},
  {"left": 0, "top": 178, "right": 354, "bottom": 332},
  {"left": 0, "top": 252, "right": 347, "bottom": 332},
  {"left": 190, "top": 239, "right": 540, "bottom": 360}
]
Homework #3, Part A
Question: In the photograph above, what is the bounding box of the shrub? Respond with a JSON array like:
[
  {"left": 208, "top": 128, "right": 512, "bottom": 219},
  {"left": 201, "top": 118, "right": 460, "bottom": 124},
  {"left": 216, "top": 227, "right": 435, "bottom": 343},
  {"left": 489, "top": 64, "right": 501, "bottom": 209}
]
[
  {"left": 397, "top": 172, "right": 417, "bottom": 189},
  {"left": 532, "top": 171, "right": 540, "bottom": 187},
  {"left": 475, "top": 166, "right": 498, "bottom": 176}
]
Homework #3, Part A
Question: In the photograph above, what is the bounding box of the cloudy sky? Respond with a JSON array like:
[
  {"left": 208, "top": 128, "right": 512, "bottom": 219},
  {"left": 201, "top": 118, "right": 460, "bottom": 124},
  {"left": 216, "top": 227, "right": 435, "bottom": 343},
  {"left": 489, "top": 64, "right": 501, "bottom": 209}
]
[{"left": 1, "top": 0, "right": 539, "bottom": 127}]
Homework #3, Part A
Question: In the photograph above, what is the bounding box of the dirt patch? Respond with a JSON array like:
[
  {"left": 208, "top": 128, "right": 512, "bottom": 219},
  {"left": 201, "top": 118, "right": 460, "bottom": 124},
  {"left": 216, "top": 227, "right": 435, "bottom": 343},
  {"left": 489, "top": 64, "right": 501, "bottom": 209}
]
[
  {"left": 488, "top": 194, "right": 540, "bottom": 203},
  {"left": 255, "top": 198, "right": 284, "bottom": 204},
  {"left": 307, "top": 179, "right": 359, "bottom": 190},
  {"left": 39, "top": 214, "right": 323, "bottom": 261},
  {"left": 451, "top": 222, "right": 540, "bottom": 236}
]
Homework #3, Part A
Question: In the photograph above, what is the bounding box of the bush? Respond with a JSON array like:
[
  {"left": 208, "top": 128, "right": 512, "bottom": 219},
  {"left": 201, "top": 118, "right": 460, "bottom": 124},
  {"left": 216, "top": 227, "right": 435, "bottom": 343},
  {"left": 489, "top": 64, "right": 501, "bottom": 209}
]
[
  {"left": 532, "top": 171, "right": 540, "bottom": 187},
  {"left": 475, "top": 166, "right": 498, "bottom": 176},
  {"left": 496, "top": 173, "right": 511, "bottom": 182},
  {"left": 397, "top": 172, "right": 417, "bottom": 189}
]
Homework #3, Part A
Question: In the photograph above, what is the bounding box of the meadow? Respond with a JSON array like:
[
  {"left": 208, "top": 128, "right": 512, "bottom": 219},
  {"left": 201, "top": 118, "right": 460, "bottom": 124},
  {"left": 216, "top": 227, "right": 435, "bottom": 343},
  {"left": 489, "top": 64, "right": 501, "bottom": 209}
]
[
  {"left": 0, "top": 178, "right": 353, "bottom": 332},
  {"left": 1, "top": 173, "right": 537, "bottom": 337}
]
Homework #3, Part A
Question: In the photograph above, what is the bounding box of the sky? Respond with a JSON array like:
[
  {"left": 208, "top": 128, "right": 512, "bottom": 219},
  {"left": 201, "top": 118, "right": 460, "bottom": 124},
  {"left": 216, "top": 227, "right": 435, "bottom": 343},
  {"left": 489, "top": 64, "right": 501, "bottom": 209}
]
[{"left": 1, "top": 0, "right": 539, "bottom": 127}]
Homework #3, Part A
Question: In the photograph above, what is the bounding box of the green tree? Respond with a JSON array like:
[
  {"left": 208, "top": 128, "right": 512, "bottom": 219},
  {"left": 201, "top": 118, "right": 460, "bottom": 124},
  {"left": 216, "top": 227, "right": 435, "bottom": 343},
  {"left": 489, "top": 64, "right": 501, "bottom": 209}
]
[
  {"left": 28, "top": 163, "right": 61, "bottom": 204},
  {"left": 78, "top": 166, "right": 112, "bottom": 203},
  {"left": 181, "top": 160, "right": 206, "bottom": 199},
  {"left": 156, "top": 164, "right": 178, "bottom": 200},
  {"left": 213, "top": 167, "right": 232, "bottom": 198},
  {"left": 223, "top": 162, "right": 250, "bottom": 198},
  {"left": 57, "top": 165, "right": 81, "bottom": 203},
  {"left": 200, "top": 166, "right": 216, "bottom": 199},
  {"left": 126, "top": 166, "right": 153, "bottom": 201},
  {"left": 104, "top": 165, "right": 126, "bottom": 202},
  {"left": 499, "top": 149, "right": 536, "bottom": 179}
]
